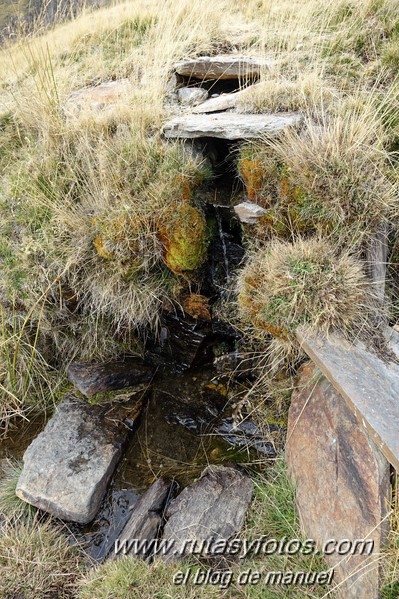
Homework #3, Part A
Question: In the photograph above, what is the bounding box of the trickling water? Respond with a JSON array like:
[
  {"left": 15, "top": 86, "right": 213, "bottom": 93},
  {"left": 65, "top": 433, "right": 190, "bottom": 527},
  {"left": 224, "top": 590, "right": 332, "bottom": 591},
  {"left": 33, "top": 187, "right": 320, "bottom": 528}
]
[{"left": 215, "top": 205, "right": 230, "bottom": 287}]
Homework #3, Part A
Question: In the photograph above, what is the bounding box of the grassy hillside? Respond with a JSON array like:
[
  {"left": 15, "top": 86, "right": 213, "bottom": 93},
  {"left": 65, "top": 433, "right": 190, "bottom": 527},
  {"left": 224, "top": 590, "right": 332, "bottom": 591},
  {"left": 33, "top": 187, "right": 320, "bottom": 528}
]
[{"left": 0, "top": 0, "right": 398, "bottom": 595}]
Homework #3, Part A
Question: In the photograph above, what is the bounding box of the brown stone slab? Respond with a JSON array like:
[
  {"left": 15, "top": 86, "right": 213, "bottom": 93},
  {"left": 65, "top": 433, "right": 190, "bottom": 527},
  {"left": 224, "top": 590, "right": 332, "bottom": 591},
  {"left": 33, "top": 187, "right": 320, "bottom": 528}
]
[
  {"left": 297, "top": 327, "right": 399, "bottom": 471},
  {"left": 286, "top": 363, "right": 389, "bottom": 599},
  {"left": 174, "top": 55, "right": 271, "bottom": 80}
]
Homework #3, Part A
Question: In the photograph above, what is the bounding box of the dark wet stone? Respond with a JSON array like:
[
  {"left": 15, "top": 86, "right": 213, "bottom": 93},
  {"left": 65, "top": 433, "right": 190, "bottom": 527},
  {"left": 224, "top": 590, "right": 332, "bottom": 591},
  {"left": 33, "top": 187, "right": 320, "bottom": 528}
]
[
  {"left": 67, "top": 357, "right": 154, "bottom": 397},
  {"left": 214, "top": 417, "right": 277, "bottom": 457},
  {"left": 110, "top": 478, "right": 177, "bottom": 560},
  {"left": 145, "top": 313, "right": 212, "bottom": 370}
]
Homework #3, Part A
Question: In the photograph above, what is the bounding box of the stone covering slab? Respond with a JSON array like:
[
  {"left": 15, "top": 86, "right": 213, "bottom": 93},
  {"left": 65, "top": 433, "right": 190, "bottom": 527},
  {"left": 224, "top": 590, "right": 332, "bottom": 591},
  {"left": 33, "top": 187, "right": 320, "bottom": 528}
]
[
  {"left": 163, "top": 112, "right": 301, "bottom": 140},
  {"left": 174, "top": 55, "right": 271, "bottom": 80}
]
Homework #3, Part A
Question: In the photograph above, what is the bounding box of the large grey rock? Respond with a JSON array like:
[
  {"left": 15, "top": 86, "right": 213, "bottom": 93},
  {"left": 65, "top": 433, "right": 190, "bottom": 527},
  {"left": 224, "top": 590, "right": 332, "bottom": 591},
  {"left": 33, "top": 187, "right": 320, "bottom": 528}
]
[
  {"left": 163, "top": 112, "right": 301, "bottom": 140},
  {"left": 162, "top": 465, "right": 253, "bottom": 557},
  {"left": 286, "top": 363, "right": 390, "bottom": 599},
  {"left": 16, "top": 396, "right": 132, "bottom": 524},
  {"left": 234, "top": 201, "right": 267, "bottom": 224},
  {"left": 111, "top": 478, "right": 176, "bottom": 559},
  {"left": 174, "top": 55, "right": 271, "bottom": 80},
  {"left": 67, "top": 357, "right": 154, "bottom": 398}
]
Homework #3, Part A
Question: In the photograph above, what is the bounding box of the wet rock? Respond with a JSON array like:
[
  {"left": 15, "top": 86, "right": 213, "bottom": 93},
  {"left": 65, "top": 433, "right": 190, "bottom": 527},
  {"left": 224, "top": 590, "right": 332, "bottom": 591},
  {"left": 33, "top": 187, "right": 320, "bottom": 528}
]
[
  {"left": 64, "top": 79, "right": 132, "bottom": 115},
  {"left": 215, "top": 417, "right": 277, "bottom": 457},
  {"left": 83, "top": 488, "right": 140, "bottom": 562},
  {"left": 192, "top": 91, "right": 240, "bottom": 113},
  {"left": 234, "top": 201, "right": 267, "bottom": 224},
  {"left": 162, "top": 465, "right": 253, "bottom": 557},
  {"left": 177, "top": 87, "right": 208, "bottom": 107},
  {"left": 286, "top": 363, "right": 390, "bottom": 599},
  {"left": 146, "top": 312, "right": 212, "bottom": 370},
  {"left": 174, "top": 55, "right": 271, "bottom": 80},
  {"left": 111, "top": 478, "right": 177, "bottom": 559},
  {"left": 16, "top": 396, "right": 131, "bottom": 524},
  {"left": 163, "top": 112, "right": 301, "bottom": 140},
  {"left": 67, "top": 357, "right": 154, "bottom": 398}
]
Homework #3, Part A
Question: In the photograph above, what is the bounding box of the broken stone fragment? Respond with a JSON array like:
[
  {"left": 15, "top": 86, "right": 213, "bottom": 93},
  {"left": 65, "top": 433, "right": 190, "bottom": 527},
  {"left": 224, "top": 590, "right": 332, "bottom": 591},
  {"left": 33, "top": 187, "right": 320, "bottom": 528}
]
[
  {"left": 162, "top": 465, "right": 253, "bottom": 558},
  {"left": 174, "top": 55, "right": 271, "bottom": 80},
  {"left": 67, "top": 357, "right": 154, "bottom": 398},
  {"left": 63, "top": 79, "right": 132, "bottom": 115},
  {"left": 177, "top": 87, "right": 208, "bottom": 107},
  {"left": 234, "top": 201, "right": 267, "bottom": 224},
  {"left": 110, "top": 478, "right": 177, "bottom": 560},
  {"left": 16, "top": 396, "right": 132, "bottom": 524},
  {"left": 286, "top": 363, "right": 390, "bottom": 599},
  {"left": 192, "top": 90, "right": 240, "bottom": 113},
  {"left": 163, "top": 112, "right": 301, "bottom": 140}
]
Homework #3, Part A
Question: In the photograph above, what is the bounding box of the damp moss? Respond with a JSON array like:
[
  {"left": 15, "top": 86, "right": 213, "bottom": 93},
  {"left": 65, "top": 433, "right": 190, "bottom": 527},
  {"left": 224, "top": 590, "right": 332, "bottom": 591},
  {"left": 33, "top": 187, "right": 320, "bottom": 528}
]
[{"left": 159, "top": 203, "right": 209, "bottom": 274}]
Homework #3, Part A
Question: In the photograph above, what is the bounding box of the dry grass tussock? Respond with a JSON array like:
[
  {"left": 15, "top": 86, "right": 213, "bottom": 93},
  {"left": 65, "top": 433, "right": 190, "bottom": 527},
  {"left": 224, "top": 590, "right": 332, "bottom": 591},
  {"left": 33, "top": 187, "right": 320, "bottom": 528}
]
[
  {"left": 236, "top": 237, "right": 375, "bottom": 355},
  {"left": 0, "top": 518, "right": 82, "bottom": 598}
]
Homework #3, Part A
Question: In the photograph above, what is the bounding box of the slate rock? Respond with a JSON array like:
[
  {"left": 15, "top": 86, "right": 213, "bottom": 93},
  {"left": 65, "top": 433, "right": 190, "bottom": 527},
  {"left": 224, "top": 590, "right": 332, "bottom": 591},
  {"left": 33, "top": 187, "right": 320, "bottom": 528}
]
[
  {"left": 162, "top": 465, "right": 253, "bottom": 557},
  {"left": 163, "top": 112, "right": 301, "bottom": 140},
  {"left": 67, "top": 357, "right": 154, "bottom": 397},
  {"left": 16, "top": 396, "right": 131, "bottom": 524},
  {"left": 111, "top": 478, "right": 177, "bottom": 559},
  {"left": 286, "top": 363, "right": 390, "bottom": 599},
  {"left": 174, "top": 55, "right": 271, "bottom": 80}
]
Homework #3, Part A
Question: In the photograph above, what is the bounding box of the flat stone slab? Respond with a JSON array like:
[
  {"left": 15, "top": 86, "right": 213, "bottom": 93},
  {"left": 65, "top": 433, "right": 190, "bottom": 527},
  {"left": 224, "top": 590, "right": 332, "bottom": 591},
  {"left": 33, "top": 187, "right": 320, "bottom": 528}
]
[
  {"left": 163, "top": 112, "right": 301, "bottom": 140},
  {"left": 67, "top": 357, "right": 154, "bottom": 398},
  {"left": 162, "top": 465, "right": 253, "bottom": 557},
  {"left": 286, "top": 363, "right": 389, "bottom": 599},
  {"left": 16, "top": 396, "right": 131, "bottom": 524},
  {"left": 297, "top": 327, "right": 399, "bottom": 471},
  {"left": 174, "top": 55, "right": 271, "bottom": 80}
]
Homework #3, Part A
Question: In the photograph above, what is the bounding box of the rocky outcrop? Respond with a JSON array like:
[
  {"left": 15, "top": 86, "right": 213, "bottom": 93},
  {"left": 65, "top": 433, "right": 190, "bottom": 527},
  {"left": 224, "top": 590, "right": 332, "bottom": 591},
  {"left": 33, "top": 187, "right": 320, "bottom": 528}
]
[
  {"left": 63, "top": 79, "right": 132, "bottom": 115},
  {"left": 16, "top": 396, "right": 137, "bottom": 524},
  {"left": 163, "top": 112, "right": 301, "bottom": 140},
  {"left": 286, "top": 363, "right": 390, "bottom": 599},
  {"left": 174, "top": 55, "right": 271, "bottom": 80},
  {"left": 67, "top": 357, "right": 154, "bottom": 398},
  {"left": 162, "top": 465, "right": 253, "bottom": 558}
]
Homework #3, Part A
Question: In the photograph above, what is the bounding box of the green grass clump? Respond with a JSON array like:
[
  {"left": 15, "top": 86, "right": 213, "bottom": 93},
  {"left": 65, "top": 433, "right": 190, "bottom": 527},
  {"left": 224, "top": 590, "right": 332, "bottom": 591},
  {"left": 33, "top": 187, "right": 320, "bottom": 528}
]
[
  {"left": 0, "top": 459, "right": 36, "bottom": 523},
  {"left": 78, "top": 557, "right": 220, "bottom": 599}
]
